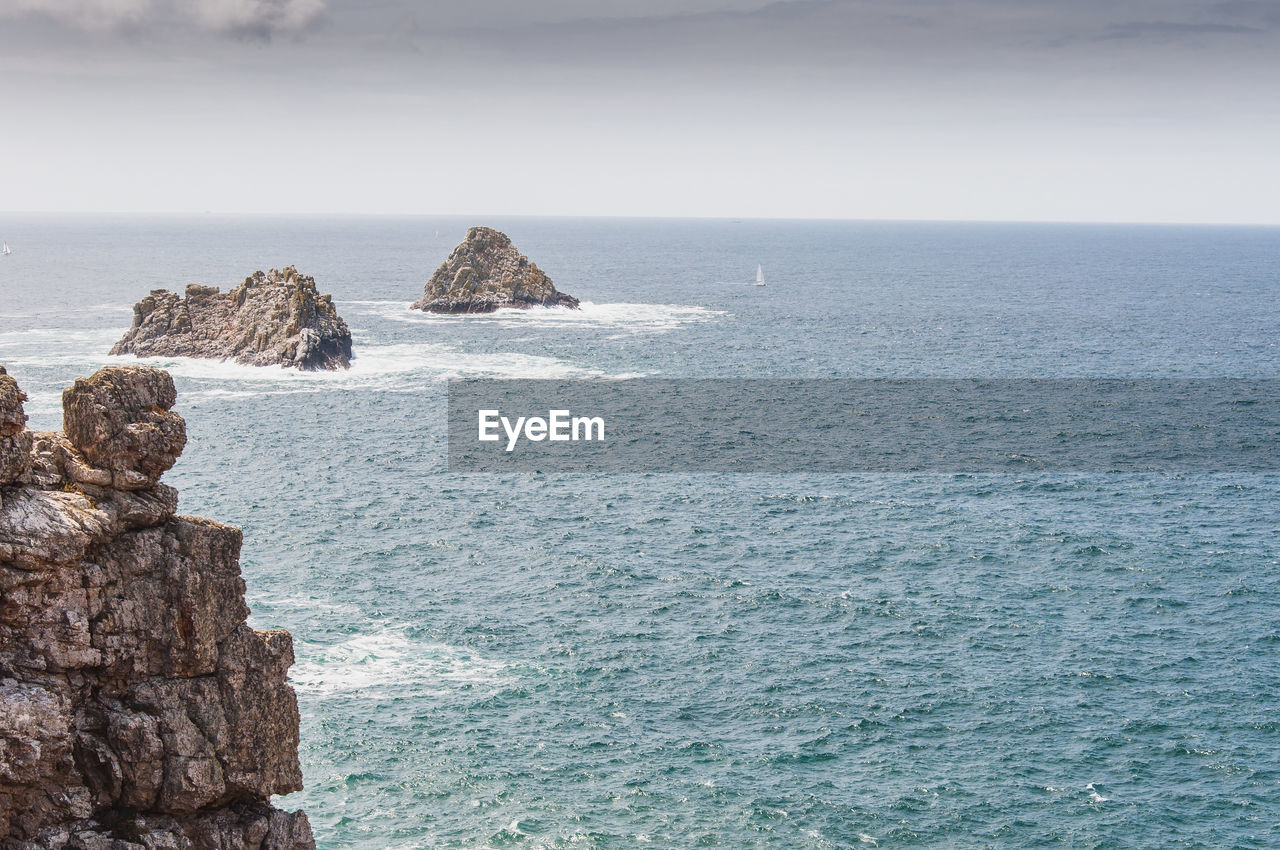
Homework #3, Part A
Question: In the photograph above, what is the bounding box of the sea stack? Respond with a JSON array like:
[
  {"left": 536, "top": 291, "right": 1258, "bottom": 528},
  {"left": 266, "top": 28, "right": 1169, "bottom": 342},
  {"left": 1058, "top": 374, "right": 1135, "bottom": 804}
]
[
  {"left": 111, "top": 266, "right": 353, "bottom": 370},
  {"left": 0, "top": 365, "right": 313, "bottom": 848},
  {"left": 412, "top": 227, "right": 579, "bottom": 313}
]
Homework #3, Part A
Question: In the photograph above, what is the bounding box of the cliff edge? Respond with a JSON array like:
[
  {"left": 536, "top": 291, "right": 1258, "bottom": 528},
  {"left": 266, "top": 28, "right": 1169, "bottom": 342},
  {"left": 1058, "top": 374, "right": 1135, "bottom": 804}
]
[
  {"left": 412, "top": 227, "right": 579, "bottom": 313},
  {"left": 0, "top": 365, "right": 313, "bottom": 849},
  {"left": 111, "top": 267, "right": 352, "bottom": 371}
]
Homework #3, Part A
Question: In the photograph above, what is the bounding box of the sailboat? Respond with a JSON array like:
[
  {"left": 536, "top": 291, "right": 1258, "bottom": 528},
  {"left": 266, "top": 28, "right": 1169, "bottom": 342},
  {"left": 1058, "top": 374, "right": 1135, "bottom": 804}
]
[
  {"left": 1, "top": 243, "right": 10, "bottom": 256},
  {"left": 755, "top": 264, "right": 765, "bottom": 286}
]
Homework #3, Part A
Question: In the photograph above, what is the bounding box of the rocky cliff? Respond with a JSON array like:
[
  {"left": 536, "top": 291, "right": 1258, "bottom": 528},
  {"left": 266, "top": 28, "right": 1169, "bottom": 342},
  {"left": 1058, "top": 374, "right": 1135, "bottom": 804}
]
[
  {"left": 0, "top": 365, "right": 313, "bottom": 849},
  {"left": 111, "top": 267, "right": 352, "bottom": 371},
  {"left": 412, "top": 227, "right": 580, "bottom": 313}
]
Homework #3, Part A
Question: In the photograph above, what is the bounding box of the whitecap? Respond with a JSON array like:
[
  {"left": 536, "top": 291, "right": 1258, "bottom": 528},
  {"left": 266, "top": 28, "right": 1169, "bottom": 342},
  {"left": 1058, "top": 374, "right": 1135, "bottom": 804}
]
[
  {"left": 290, "top": 628, "right": 509, "bottom": 698},
  {"left": 347, "top": 300, "right": 725, "bottom": 333},
  {"left": 0, "top": 329, "right": 121, "bottom": 368},
  {"left": 111, "top": 342, "right": 610, "bottom": 394}
]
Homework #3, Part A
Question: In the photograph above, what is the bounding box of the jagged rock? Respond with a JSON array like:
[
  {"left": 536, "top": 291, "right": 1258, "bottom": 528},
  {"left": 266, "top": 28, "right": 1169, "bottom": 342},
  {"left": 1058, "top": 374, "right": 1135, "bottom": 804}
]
[
  {"left": 62, "top": 366, "right": 186, "bottom": 490},
  {"left": 412, "top": 227, "right": 580, "bottom": 313},
  {"left": 19, "top": 800, "right": 314, "bottom": 850},
  {"left": 0, "top": 365, "right": 313, "bottom": 849},
  {"left": 110, "top": 267, "right": 352, "bottom": 371},
  {"left": 0, "top": 367, "right": 31, "bottom": 486}
]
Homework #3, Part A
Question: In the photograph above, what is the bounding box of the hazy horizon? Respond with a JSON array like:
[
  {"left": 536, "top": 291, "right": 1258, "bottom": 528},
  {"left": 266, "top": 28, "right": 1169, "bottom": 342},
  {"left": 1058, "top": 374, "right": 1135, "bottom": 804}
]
[
  {"left": 4, "top": 0, "right": 1279, "bottom": 224},
  {"left": 5, "top": 211, "right": 1280, "bottom": 228}
]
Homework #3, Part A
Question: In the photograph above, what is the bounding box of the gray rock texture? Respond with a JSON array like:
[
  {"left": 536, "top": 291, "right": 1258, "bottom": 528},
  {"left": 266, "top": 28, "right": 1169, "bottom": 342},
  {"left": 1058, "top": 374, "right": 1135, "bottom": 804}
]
[
  {"left": 412, "top": 227, "right": 580, "bottom": 313},
  {"left": 111, "top": 267, "right": 352, "bottom": 371},
  {"left": 0, "top": 368, "right": 31, "bottom": 487},
  {"left": 0, "top": 365, "right": 313, "bottom": 849}
]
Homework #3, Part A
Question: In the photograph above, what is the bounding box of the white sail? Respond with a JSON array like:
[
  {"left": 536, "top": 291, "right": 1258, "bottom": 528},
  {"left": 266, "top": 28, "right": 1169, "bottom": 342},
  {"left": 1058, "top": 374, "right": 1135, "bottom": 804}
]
[
  {"left": 755, "top": 264, "right": 765, "bottom": 286},
  {"left": 1, "top": 243, "right": 10, "bottom": 255}
]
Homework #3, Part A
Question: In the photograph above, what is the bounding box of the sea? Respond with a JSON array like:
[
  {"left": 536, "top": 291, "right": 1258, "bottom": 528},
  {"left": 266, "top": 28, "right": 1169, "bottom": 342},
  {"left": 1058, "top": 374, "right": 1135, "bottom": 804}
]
[{"left": 1, "top": 216, "right": 1277, "bottom": 848}]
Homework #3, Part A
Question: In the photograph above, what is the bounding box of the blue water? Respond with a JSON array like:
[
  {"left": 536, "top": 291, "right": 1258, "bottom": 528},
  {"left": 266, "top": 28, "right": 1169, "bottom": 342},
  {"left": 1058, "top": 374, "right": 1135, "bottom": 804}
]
[{"left": 1, "top": 216, "right": 1278, "bottom": 848}]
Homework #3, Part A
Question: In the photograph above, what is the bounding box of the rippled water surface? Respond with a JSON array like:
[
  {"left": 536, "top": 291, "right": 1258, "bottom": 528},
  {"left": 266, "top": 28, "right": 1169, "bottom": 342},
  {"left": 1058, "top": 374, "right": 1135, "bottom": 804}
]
[{"left": 1, "top": 216, "right": 1278, "bottom": 848}]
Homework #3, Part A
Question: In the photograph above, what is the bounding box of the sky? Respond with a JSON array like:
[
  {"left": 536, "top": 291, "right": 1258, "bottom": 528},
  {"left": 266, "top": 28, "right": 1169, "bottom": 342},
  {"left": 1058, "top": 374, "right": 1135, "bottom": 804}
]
[{"left": 2, "top": 0, "right": 1279, "bottom": 222}]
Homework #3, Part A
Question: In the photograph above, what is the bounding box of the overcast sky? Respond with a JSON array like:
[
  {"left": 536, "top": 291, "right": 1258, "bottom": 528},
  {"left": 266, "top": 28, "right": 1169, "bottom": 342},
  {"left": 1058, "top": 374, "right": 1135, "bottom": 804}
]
[{"left": 3, "top": 0, "right": 1278, "bottom": 221}]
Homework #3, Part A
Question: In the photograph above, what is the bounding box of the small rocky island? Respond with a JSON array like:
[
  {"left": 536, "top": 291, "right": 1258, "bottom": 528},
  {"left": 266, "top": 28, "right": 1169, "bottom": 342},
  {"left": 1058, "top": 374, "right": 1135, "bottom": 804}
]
[
  {"left": 412, "top": 227, "right": 579, "bottom": 313},
  {"left": 111, "top": 267, "right": 352, "bottom": 371},
  {"left": 0, "top": 365, "right": 313, "bottom": 848}
]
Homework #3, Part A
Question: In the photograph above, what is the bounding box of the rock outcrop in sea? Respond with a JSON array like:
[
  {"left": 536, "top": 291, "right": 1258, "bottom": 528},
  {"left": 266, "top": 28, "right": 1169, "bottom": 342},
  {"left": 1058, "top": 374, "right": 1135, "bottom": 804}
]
[
  {"left": 412, "top": 227, "right": 580, "bottom": 313},
  {"left": 111, "top": 267, "right": 352, "bottom": 371},
  {"left": 0, "top": 365, "right": 313, "bottom": 849}
]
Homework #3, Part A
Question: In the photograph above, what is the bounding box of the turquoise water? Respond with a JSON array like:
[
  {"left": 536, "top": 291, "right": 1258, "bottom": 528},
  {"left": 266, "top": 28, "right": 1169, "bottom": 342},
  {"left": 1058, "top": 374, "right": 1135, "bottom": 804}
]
[{"left": 1, "top": 217, "right": 1278, "bottom": 847}]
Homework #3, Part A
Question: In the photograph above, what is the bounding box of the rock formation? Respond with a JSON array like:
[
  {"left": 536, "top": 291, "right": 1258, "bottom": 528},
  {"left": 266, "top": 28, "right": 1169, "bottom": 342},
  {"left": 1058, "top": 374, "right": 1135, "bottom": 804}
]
[
  {"left": 111, "top": 267, "right": 352, "bottom": 371},
  {"left": 0, "top": 365, "right": 313, "bottom": 849},
  {"left": 412, "top": 227, "right": 579, "bottom": 313}
]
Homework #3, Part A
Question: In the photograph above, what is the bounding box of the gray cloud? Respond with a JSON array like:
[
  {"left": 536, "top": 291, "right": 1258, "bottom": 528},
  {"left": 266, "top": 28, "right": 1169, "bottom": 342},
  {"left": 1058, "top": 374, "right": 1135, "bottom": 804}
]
[
  {"left": 7, "top": 0, "right": 1279, "bottom": 60},
  {"left": 6, "top": 0, "right": 1275, "bottom": 103},
  {"left": 1095, "top": 20, "right": 1262, "bottom": 42},
  {"left": 2, "top": 0, "right": 1278, "bottom": 222},
  {"left": 400, "top": 0, "right": 1278, "bottom": 80},
  {"left": 2, "top": 0, "right": 149, "bottom": 30},
  {"left": 2, "top": 0, "right": 325, "bottom": 36},
  {"left": 1214, "top": 0, "right": 1280, "bottom": 26},
  {"left": 191, "top": 0, "right": 325, "bottom": 39}
]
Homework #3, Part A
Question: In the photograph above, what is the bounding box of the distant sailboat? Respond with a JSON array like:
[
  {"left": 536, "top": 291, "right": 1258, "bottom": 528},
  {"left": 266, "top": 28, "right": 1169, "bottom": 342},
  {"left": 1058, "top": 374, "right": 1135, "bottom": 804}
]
[
  {"left": 755, "top": 264, "right": 765, "bottom": 286},
  {"left": 1, "top": 242, "right": 10, "bottom": 256}
]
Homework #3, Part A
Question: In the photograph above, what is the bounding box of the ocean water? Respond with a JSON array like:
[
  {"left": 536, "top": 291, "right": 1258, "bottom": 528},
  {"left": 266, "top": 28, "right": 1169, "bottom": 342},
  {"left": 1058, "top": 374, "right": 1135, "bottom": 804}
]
[{"left": 1, "top": 216, "right": 1278, "bottom": 848}]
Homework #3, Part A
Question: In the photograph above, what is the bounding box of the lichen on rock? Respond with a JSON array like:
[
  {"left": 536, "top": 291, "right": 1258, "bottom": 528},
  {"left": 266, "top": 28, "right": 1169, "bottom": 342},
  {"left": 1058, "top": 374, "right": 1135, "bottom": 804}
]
[
  {"left": 0, "top": 365, "right": 313, "bottom": 849},
  {"left": 412, "top": 227, "right": 580, "bottom": 313},
  {"left": 110, "top": 267, "right": 353, "bottom": 371}
]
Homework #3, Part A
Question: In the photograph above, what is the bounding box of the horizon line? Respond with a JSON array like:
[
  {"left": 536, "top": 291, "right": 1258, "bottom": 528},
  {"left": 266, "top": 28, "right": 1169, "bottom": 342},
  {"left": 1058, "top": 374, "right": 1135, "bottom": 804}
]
[{"left": 1, "top": 210, "right": 1278, "bottom": 228}]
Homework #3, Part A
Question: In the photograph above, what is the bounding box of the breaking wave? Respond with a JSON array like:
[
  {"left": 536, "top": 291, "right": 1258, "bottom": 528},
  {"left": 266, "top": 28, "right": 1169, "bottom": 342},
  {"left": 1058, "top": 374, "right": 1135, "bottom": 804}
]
[
  {"left": 290, "top": 628, "right": 510, "bottom": 699},
  {"left": 346, "top": 300, "right": 725, "bottom": 333}
]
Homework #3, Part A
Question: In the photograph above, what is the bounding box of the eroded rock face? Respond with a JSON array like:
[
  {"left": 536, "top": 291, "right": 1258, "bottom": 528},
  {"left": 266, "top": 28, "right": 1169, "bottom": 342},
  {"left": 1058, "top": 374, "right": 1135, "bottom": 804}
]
[
  {"left": 111, "top": 267, "right": 352, "bottom": 371},
  {"left": 0, "top": 365, "right": 313, "bottom": 849},
  {"left": 62, "top": 366, "right": 186, "bottom": 490},
  {"left": 412, "top": 227, "right": 580, "bottom": 313},
  {"left": 0, "top": 367, "right": 31, "bottom": 487}
]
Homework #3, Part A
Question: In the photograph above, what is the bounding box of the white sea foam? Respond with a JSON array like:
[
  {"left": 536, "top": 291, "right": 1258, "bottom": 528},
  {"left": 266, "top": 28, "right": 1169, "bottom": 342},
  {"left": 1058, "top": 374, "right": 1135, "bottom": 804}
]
[
  {"left": 1, "top": 320, "right": 609, "bottom": 383},
  {"left": 2, "top": 299, "right": 666, "bottom": 401},
  {"left": 0, "top": 328, "right": 120, "bottom": 367},
  {"left": 251, "top": 595, "right": 365, "bottom": 621},
  {"left": 4, "top": 337, "right": 630, "bottom": 418},
  {"left": 112, "top": 343, "right": 609, "bottom": 394},
  {"left": 290, "top": 628, "right": 509, "bottom": 698},
  {"left": 347, "top": 300, "right": 725, "bottom": 333}
]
